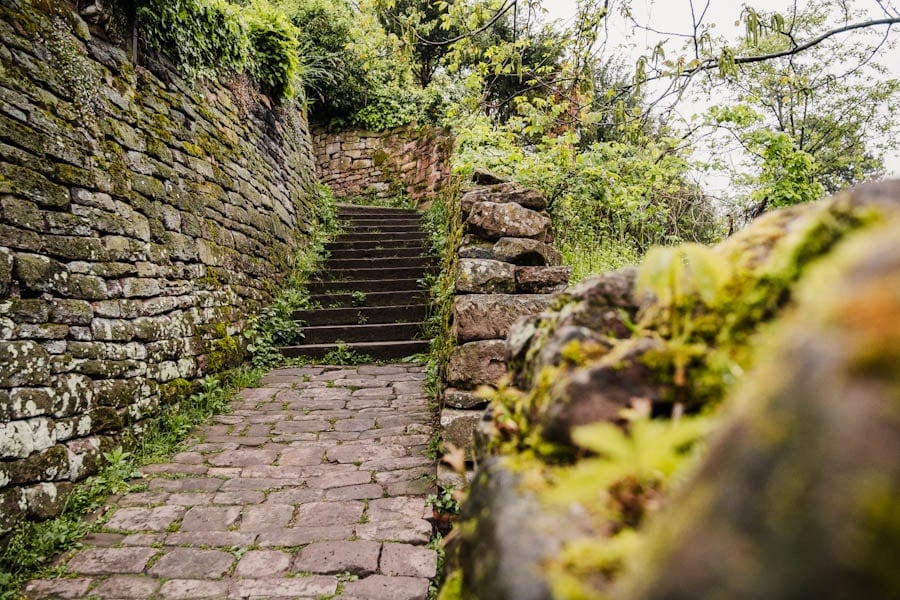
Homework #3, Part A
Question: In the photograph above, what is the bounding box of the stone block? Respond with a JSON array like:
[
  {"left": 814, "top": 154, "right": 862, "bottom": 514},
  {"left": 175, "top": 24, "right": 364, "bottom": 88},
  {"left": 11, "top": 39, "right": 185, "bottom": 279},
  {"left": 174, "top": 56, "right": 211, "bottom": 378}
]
[
  {"left": 461, "top": 182, "right": 547, "bottom": 212},
  {"left": 443, "top": 388, "right": 488, "bottom": 410},
  {"left": 453, "top": 294, "right": 553, "bottom": 343},
  {"left": 292, "top": 540, "right": 381, "bottom": 576},
  {"left": 493, "top": 237, "right": 562, "bottom": 266},
  {"left": 441, "top": 408, "right": 481, "bottom": 457},
  {"left": 456, "top": 258, "right": 517, "bottom": 294},
  {"left": 446, "top": 340, "right": 508, "bottom": 389},
  {"left": 0, "top": 340, "right": 50, "bottom": 387},
  {"left": 148, "top": 548, "right": 233, "bottom": 579},
  {"left": 466, "top": 201, "right": 552, "bottom": 242},
  {"left": 0, "top": 247, "right": 11, "bottom": 296},
  {"left": 515, "top": 265, "right": 571, "bottom": 293}
]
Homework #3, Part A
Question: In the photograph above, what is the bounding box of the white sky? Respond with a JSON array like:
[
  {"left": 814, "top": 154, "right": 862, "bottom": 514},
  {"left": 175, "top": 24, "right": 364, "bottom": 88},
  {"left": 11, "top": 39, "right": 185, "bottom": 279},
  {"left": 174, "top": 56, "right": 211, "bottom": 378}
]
[{"left": 543, "top": 0, "right": 900, "bottom": 181}]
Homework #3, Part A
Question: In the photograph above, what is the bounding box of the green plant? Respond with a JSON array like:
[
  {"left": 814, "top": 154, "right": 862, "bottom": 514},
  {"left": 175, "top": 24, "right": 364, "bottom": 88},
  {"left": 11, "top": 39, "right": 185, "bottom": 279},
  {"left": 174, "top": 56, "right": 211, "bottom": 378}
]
[
  {"left": 139, "top": 0, "right": 251, "bottom": 81},
  {"left": 321, "top": 343, "right": 372, "bottom": 365},
  {"left": 350, "top": 291, "right": 367, "bottom": 307},
  {"left": 426, "top": 484, "right": 461, "bottom": 515},
  {"left": 245, "top": 0, "right": 302, "bottom": 100}
]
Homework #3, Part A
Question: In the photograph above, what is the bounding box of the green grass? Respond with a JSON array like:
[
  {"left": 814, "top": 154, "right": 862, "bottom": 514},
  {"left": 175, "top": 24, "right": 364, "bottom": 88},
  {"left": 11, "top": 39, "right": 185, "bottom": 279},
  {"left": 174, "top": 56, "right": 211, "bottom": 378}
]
[{"left": 560, "top": 237, "right": 641, "bottom": 283}]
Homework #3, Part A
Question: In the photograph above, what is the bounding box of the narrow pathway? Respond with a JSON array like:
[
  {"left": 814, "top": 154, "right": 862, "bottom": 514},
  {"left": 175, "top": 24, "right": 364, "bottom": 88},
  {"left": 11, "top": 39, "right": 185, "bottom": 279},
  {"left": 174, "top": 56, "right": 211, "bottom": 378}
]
[{"left": 25, "top": 364, "right": 437, "bottom": 600}]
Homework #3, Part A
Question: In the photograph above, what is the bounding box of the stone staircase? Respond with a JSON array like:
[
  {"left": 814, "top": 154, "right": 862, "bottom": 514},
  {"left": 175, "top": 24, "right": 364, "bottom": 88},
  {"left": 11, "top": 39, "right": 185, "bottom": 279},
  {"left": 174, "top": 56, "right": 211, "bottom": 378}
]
[{"left": 279, "top": 204, "right": 434, "bottom": 361}]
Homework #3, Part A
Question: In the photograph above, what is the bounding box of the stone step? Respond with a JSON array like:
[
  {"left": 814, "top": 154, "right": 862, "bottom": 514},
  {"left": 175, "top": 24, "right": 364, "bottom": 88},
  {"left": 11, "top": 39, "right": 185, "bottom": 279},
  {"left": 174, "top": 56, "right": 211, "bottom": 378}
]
[
  {"left": 309, "top": 290, "right": 426, "bottom": 308},
  {"left": 317, "top": 266, "right": 435, "bottom": 281},
  {"left": 345, "top": 216, "right": 422, "bottom": 226},
  {"left": 346, "top": 224, "right": 424, "bottom": 234},
  {"left": 325, "top": 256, "right": 433, "bottom": 270},
  {"left": 327, "top": 247, "right": 427, "bottom": 260},
  {"left": 281, "top": 339, "right": 430, "bottom": 361},
  {"left": 295, "top": 304, "right": 429, "bottom": 326},
  {"left": 336, "top": 232, "right": 428, "bottom": 243},
  {"left": 327, "top": 239, "right": 425, "bottom": 252},
  {"left": 300, "top": 322, "right": 423, "bottom": 344},
  {"left": 307, "top": 278, "right": 424, "bottom": 295},
  {"left": 336, "top": 204, "right": 419, "bottom": 214}
]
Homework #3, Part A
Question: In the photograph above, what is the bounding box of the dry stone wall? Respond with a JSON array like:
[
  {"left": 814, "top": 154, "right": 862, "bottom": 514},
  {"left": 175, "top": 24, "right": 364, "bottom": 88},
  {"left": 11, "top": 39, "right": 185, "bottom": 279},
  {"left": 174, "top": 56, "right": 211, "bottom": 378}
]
[
  {"left": 312, "top": 124, "right": 452, "bottom": 202},
  {"left": 441, "top": 171, "right": 570, "bottom": 462},
  {"left": 0, "top": 0, "right": 317, "bottom": 530}
]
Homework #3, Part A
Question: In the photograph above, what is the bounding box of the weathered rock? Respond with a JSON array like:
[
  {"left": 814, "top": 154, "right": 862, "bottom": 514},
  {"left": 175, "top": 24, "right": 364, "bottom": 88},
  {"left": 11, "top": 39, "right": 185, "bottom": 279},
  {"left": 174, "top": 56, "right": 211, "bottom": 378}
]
[
  {"left": 443, "top": 388, "right": 488, "bottom": 410},
  {"left": 507, "top": 268, "right": 639, "bottom": 385},
  {"left": 447, "top": 340, "right": 508, "bottom": 389},
  {"left": 454, "top": 458, "right": 583, "bottom": 600},
  {"left": 515, "top": 266, "right": 571, "bottom": 293},
  {"left": 456, "top": 259, "right": 517, "bottom": 294},
  {"left": 453, "top": 294, "right": 553, "bottom": 343},
  {"left": 493, "top": 237, "right": 562, "bottom": 266},
  {"left": 0, "top": 444, "right": 69, "bottom": 486},
  {"left": 458, "top": 244, "right": 497, "bottom": 260},
  {"left": 542, "top": 337, "right": 667, "bottom": 445},
  {"left": 0, "top": 247, "right": 12, "bottom": 296},
  {"left": 471, "top": 168, "right": 510, "bottom": 186},
  {"left": 621, "top": 220, "right": 900, "bottom": 600},
  {"left": 461, "top": 182, "right": 547, "bottom": 213},
  {"left": 0, "top": 341, "right": 51, "bottom": 387},
  {"left": 441, "top": 409, "right": 482, "bottom": 457},
  {"left": 466, "top": 202, "right": 552, "bottom": 243}
]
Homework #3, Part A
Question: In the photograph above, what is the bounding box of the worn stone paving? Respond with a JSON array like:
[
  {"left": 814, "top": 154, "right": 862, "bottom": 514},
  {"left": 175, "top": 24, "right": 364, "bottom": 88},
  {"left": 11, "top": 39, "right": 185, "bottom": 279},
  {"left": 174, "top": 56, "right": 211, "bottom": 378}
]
[{"left": 25, "top": 365, "right": 437, "bottom": 600}]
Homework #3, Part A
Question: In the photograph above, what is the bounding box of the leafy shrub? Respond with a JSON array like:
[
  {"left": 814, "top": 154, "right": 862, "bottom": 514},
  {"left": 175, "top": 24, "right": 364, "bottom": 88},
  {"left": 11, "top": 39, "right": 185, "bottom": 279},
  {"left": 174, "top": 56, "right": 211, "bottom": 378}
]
[
  {"left": 140, "top": 0, "right": 303, "bottom": 102},
  {"left": 245, "top": 0, "right": 302, "bottom": 100},
  {"left": 139, "top": 0, "right": 251, "bottom": 81}
]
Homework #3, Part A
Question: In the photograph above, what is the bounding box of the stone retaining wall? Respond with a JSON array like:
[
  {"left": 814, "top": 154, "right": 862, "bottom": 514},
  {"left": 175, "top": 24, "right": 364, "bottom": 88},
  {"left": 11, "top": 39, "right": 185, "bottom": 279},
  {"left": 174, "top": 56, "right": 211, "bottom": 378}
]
[
  {"left": 440, "top": 171, "right": 570, "bottom": 471},
  {"left": 0, "top": 0, "right": 317, "bottom": 530},
  {"left": 312, "top": 124, "right": 452, "bottom": 202}
]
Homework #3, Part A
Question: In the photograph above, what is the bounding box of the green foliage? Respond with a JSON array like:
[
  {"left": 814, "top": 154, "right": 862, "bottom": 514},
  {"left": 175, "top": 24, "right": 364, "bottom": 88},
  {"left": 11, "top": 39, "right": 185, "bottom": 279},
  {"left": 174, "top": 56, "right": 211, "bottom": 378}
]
[
  {"left": 321, "top": 343, "right": 373, "bottom": 365},
  {"left": 245, "top": 0, "right": 302, "bottom": 100},
  {"left": 139, "top": 0, "right": 252, "bottom": 81},
  {"left": 421, "top": 186, "right": 463, "bottom": 399},
  {"left": 139, "top": 0, "right": 303, "bottom": 102},
  {"left": 426, "top": 484, "right": 462, "bottom": 515},
  {"left": 245, "top": 287, "right": 310, "bottom": 368},
  {"left": 454, "top": 116, "right": 722, "bottom": 280}
]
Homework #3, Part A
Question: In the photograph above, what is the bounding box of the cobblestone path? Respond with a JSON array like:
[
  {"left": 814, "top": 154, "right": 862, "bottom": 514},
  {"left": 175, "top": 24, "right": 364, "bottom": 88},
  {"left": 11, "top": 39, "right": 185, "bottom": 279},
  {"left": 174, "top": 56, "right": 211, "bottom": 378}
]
[{"left": 25, "top": 364, "right": 437, "bottom": 600}]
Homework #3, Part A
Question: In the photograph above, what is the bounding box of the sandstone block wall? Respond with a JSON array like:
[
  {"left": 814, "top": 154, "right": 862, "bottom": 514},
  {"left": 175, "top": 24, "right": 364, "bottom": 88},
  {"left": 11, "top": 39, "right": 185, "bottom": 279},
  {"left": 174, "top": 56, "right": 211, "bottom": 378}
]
[
  {"left": 441, "top": 172, "right": 570, "bottom": 465},
  {"left": 312, "top": 124, "right": 452, "bottom": 202},
  {"left": 0, "top": 0, "right": 317, "bottom": 530}
]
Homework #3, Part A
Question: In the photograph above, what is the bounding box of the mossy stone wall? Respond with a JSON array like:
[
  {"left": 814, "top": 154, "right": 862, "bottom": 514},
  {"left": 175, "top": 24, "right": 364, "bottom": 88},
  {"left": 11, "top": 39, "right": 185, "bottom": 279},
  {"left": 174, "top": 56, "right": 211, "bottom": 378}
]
[
  {"left": 312, "top": 124, "right": 452, "bottom": 202},
  {"left": 0, "top": 0, "right": 317, "bottom": 530}
]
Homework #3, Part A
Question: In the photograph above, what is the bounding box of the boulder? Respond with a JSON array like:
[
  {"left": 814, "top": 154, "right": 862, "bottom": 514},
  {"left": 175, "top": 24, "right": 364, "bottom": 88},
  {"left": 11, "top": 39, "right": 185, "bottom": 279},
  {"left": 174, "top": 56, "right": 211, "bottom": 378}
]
[
  {"left": 441, "top": 408, "right": 482, "bottom": 458},
  {"left": 466, "top": 202, "right": 552, "bottom": 243},
  {"left": 461, "top": 182, "right": 547, "bottom": 213},
  {"left": 621, "top": 220, "right": 900, "bottom": 600},
  {"left": 458, "top": 244, "right": 497, "bottom": 260},
  {"left": 471, "top": 168, "right": 510, "bottom": 186},
  {"left": 515, "top": 266, "right": 571, "bottom": 293},
  {"left": 505, "top": 268, "right": 639, "bottom": 384},
  {"left": 456, "top": 259, "right": 517, "bottom": 294},
  {"left": 453, "top": 294, "right": 553, "bottom": 343},
  {"left": 443, "top": 388, "right": 489, "bottom": 410},
  {"left": 454, "top": 458, "right": 583, "bottom": 600},
  {"left": 447, "top": 340, "right": 508, "bottom": 389},
  {"left": 493, "top": 237, "right": 562, "bottom": 266},
  {"left": 542, "top": 337, "right": 667, "bottom": 446}
]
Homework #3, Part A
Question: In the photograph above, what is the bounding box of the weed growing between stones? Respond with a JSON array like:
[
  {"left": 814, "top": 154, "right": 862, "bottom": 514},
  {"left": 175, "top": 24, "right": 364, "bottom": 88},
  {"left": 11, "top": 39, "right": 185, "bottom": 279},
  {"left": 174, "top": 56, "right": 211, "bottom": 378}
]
[
  {"left": 0, "top": 365, "right": 263, "bottom": 597},
  {"left": 244, "top": 185, "right": 342, "bottom": 368},
  {"left": 421, "top": 183, "right": 463, "bottom": 402}
]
